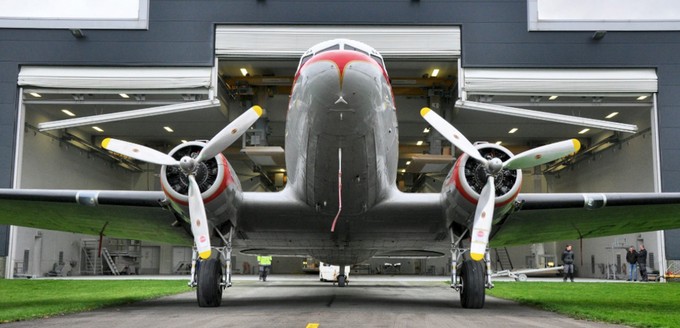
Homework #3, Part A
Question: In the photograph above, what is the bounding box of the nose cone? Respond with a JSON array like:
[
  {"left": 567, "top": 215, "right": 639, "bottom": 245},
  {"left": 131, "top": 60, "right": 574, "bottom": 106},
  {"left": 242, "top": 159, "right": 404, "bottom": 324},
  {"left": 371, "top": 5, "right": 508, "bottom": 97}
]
[{"left": 296, "top": 50, "right": 387, "bottom": 83}]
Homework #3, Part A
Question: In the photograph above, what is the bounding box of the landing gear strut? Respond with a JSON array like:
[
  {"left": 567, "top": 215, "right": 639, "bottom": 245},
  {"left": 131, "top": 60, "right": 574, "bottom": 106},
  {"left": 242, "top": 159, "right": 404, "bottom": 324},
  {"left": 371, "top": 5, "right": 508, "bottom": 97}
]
[
  {"left": 189, "top": 228, "right": 233, "bottom": 307},
  {"left": 450, "top": 227, "right": 493, "bottom": 309},
  {"left": 337, "top": 264, "right": 347, "bottom": 287}
]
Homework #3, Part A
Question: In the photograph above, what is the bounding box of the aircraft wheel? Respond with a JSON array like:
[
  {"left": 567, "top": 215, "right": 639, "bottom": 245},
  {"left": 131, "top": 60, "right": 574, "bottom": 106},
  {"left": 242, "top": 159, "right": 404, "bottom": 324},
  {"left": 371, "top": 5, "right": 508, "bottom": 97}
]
[
  {"left": 197, "top": 257, "right": 223, "bottom": 307},
  {"left": 338, "top": 275, "right": 347, "bottom": 287},
  {"left": 459, "top": 259, "right": 485, "bottom": 309}
]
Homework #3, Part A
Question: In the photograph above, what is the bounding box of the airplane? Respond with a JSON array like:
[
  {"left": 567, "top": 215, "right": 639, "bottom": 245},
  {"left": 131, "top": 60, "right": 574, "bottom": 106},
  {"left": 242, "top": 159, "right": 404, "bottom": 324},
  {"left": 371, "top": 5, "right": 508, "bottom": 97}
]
[{"left": 3, "top": 39, "right": 680, "bottom": 309}]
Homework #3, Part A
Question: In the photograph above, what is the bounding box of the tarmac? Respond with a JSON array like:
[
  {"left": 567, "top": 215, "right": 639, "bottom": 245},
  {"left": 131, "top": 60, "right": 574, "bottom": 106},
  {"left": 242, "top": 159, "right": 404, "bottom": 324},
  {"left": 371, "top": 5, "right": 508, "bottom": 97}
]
[{"left": 2, "top": 274, "right": 631, "bottom": 328}]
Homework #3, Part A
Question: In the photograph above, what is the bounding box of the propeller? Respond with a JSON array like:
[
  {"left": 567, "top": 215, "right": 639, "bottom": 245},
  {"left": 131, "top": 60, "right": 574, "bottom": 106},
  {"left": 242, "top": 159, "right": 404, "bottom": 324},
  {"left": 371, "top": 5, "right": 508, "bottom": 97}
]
[
  {"left": 102, "top": 105, "right": 263, "bottom": 259},
  {"left": 420, "top": 107, "right": 580, "bottom": 261}
]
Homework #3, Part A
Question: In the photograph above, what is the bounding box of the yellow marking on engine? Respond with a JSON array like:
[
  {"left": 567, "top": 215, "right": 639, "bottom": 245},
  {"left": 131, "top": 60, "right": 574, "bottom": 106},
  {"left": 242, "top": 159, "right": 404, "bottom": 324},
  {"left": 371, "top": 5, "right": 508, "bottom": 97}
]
[
  {"left": 101, "top": 138, "right": 111, "bottom": 149},
  {"left": 199, "top": 250, "right": 211, "bottom": 259},
  {"left": 252, "top": 105, "right": 263, "bottom": 116},
  {"left": 471, "top": 253, "right": 484, "bottom": 261},
  {"left": 306, "top": 324, "right": 319, "bottom": 328},
  {"left": 420, "top": 107, "right": 431, "bottom": 117}
]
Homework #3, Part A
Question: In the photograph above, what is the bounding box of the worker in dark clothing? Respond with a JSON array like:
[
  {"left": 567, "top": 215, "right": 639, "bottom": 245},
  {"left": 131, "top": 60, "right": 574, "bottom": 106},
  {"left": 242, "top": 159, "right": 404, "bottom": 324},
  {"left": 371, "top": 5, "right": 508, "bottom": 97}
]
[
  {"left": 562, "top": 244, "right": 575, "bottom": 282},
  {"left": 637, "top": 244, "right": 648, "bottom": 282},
  {"left": 626, "top": 246, "right": 638, "bottom": 281}
]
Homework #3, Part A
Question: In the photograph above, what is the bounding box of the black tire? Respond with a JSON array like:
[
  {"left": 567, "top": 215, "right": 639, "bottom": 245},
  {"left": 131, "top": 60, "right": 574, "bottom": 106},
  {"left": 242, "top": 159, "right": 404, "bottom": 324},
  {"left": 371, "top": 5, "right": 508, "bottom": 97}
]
[
  {"left": 338, "top": 275, "right": 346, "bottom": 287},
  {"left": 459, "top": 259, "right": 486, "bottom": 309},
  {"left": 197, "top": 257, "right": 223, "bottom": 307}
]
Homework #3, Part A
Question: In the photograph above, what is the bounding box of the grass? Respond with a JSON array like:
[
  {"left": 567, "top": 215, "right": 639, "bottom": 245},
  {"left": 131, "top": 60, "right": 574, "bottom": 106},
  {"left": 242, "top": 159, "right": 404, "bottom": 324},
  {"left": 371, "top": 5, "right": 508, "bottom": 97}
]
[
  {"left": 0, "top": 279, "right": 190, "bottom": 323},
  {"left": 487, "top": 281, "right": 680, "bottom": 328}
]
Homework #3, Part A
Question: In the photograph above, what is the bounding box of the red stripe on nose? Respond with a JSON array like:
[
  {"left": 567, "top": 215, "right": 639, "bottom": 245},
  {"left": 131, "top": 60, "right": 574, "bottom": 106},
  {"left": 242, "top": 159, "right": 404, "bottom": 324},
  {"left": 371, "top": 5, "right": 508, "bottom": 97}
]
[{"left": 296, "top": 50, "right": 386, "bottom": 79}]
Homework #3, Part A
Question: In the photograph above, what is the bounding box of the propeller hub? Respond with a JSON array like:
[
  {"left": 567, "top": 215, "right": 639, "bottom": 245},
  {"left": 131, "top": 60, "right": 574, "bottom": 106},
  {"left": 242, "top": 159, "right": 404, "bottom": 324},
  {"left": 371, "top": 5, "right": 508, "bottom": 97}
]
[
  {"left": 179, "top": 156, "right": 198, "bottom": 175},
  {"left": 488, "top": 158, "right": 503, "bottom": 174}
]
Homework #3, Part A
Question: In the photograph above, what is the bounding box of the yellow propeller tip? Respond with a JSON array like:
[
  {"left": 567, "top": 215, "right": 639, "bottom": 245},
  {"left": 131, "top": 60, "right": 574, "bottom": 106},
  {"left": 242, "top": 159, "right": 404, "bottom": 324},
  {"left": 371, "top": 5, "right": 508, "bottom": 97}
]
[
  {"left": 199, "top": 250, "right": 212, "bottom": 259},
  {"left": 470, "top": 253, "right": 484, "bottom": 261},
  {"left": 572, "top": 139, "right": 581, "bottom": 153},
  {"left": 252, "top": 105, "right": 263, "bottom": 117},
  {"left": 101, "top": 138, "right": 111, "bottom": 149},
  {"left": 420, "top": 107, "right": 431, "bottom": 117}
]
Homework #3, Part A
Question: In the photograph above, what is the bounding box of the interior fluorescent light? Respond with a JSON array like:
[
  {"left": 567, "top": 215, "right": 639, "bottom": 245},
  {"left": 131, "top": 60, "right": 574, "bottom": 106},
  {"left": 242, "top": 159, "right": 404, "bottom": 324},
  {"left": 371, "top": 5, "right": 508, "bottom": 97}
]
[
  {"left": 549, "top": 96, "right": 558, "bottom": 100},
  {"left": 92, "top": 126, "right": 104, "bottom": 132},
  {"left": 495, "top": 141, "right": 502, "bottom": 145},
  {"left": 399, "top": 168, "right": 406, "bottom": 173},
  {"left": 240, "top": 68, "right": 249, "bottom": 76},
  {"left": 29, "top": 92, "right": 42, "bottom": 98},
  {"left": 605, "top": 112, "right": 619, "bottom": 119},
  {"left": 405, "top": 161, "right": 411, "bottom": 166},
  {"left": 181, "top": 140, "right": 188, "bottom": 143},
  {"left": 423, "top": 127, "right": 430, "bottom": 133},
  {"left": 508, "top": 128, "right": 518, "bottom": 134},
  {"left": 431, "top": 69, "right": 440, "bottom": 78},
  {"left": 416, "top": 140, "right": 424, "bottom": 146},
  {"left": 164, "top": 126, "right": 174, "bottom": 133},
  {"left": 578, "top": 128, "right": 590, "bottom": 134},
  {"left": 637, "top": 95, "right": 648, "bottom": 101},
  {"left": 61, "top": 109, "right": 76, "bottom": 117},
  {"left": 119, "top": 93, "right": 130, "bottom": 99}
]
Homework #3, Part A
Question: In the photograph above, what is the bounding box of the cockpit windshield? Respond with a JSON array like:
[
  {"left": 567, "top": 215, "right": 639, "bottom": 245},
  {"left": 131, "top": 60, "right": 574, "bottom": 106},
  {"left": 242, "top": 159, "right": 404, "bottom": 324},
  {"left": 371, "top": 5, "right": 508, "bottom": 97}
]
[{"left": 297, "top": 39, "right": 386, "bottom": 72}]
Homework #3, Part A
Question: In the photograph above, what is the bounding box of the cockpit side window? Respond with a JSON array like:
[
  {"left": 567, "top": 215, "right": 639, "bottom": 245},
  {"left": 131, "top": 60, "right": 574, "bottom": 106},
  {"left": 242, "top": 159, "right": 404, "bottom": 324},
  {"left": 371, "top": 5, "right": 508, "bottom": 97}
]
[
  {"left": 371, "top": 54, "right": 385, "bottom": 69},
  {"left": 344, "top": 44, "right": 369, "bottom": 56}
]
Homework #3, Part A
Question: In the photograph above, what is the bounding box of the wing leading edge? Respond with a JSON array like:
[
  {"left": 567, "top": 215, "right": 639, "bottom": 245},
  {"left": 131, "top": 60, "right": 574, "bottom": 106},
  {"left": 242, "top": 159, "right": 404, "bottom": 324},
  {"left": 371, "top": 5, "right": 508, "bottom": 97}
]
[
  {"left": 0, "top": 189, "right": 191, "bottom": 245},
  {"left": 491, "top": 192, "right": 680, "bottom": 247}
]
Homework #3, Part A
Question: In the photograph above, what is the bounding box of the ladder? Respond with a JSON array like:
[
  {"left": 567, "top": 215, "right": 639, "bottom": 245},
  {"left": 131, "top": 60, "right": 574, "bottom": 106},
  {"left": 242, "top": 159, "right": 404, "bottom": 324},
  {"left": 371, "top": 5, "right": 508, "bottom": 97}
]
[
  {"left": 81, "top": 240, "right": 102, "bottom": 275},
  {"left": 102, "top": 248, "right": 120, "bottom": 275},
  {"left": 494, "top": 247, "right": 514, "bottom": 271}
]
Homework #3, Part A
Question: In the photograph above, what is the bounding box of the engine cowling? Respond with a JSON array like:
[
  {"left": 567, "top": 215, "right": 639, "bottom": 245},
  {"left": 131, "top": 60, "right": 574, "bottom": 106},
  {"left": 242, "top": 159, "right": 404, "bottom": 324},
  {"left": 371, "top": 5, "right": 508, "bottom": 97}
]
[
  {"left": 442, "top": 143, "right": 522, "bottom": 229},
  {"left": 160, "top": 141, "right": 241, "bottom": 224}
]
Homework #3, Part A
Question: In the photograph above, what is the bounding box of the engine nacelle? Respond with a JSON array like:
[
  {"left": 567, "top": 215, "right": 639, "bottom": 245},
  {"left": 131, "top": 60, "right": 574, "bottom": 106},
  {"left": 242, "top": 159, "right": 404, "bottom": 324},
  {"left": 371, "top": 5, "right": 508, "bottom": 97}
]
[
  {"left": 160, "top": 141, "right": 241, "bottom": 225},
  {"left": 442, "top": 143, "right": 522, "bottom": 230}
]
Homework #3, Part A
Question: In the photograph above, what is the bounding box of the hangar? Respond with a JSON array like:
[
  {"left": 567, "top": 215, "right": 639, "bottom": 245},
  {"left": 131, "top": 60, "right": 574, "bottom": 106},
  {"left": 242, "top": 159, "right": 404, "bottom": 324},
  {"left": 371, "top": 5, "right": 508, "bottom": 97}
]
[{"left": 1, "top": 0, "right": 679, "bottom": 281}]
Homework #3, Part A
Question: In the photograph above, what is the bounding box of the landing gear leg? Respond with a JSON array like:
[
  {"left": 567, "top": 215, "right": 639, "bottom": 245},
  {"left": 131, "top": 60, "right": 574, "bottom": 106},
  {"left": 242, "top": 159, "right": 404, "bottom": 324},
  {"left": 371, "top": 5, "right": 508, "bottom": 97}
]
[
  {"left": 190, "top": 227, "right": 233, "bottom": 307},
  {"left": 337, "top": 265, "right": 347, "bottom": 287},
  {"left": 449, "top": 227, "right": 489, "bottom": 309}
]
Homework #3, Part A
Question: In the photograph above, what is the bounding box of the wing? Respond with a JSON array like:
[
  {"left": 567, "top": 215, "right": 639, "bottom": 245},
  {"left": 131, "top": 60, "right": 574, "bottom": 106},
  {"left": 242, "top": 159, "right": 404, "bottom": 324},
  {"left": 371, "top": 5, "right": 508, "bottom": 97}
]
[
  {"left": 0, "top": 189, "right": 191, "bottom": 245},
  {"left": 490, "top": 192, "right": 680, "bottom": 247}
]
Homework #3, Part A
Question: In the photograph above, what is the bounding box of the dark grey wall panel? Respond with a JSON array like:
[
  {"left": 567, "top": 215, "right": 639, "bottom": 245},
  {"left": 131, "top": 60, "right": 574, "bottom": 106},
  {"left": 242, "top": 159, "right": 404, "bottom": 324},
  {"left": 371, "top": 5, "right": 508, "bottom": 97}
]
[
  {"left": 0, "top": 225, "right": 8, "bottom": 256},
  {"left": 664, "top": 229, "right": 680, "bottom": 260}
]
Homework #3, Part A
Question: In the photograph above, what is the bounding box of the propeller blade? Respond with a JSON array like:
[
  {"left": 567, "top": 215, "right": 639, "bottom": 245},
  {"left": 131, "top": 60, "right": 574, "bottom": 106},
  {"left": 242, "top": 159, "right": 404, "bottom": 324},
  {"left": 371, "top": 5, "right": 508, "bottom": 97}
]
[
  {"left": 196, "top": 105, "right": 263, "bottom": 162},
  {"left": 101, "top": 138, "right": 178, "bottom": 166},
  {"left": 188, "top": 175, "right": 212, "bottom": 259},
  {"left": 470, "top": 176, "right": 495, "bottom": 261},
  {"left": 420, "top": 107, "right": 487, "bottom": 164},
  {"left": 503, "top": 139, "right": 581, "bottom": 170}
]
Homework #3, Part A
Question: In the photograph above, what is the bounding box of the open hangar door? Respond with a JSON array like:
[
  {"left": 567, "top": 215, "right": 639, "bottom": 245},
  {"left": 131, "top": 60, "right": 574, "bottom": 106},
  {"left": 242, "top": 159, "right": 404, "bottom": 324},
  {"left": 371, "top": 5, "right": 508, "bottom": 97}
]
[
  {"left": 8, "top": 66, "right": 222, "bottom": 277},
  {"left": 458, "top": 68, "right": 663, "bottom": 278}
]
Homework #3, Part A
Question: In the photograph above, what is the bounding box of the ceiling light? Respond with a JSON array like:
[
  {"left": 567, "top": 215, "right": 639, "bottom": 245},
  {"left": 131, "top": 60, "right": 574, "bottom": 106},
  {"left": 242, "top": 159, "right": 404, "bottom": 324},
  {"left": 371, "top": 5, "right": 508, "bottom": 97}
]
[
  {"left": 549, "top": 95, "right": 558, "bottom": 100},
  {"left": 423, "top": 127, "right": 430, "bottom": 133},
  {"left": 405, "top": 161, "right": 411, "bottom": 166},
  {"left": 508, "top": 128, "right": 518, "bottom": 134},
  {"left": 605, "top": 112, "right": 619, "bottom": 119},
  {"left": 578, "top": 128, "right": 590, "bottom": 134},
  {"left": 416, "top": 140, "right": 424, "bottom": 146},
  {"left": 29, "top": 92, "right": 42, "bottom": 98},
  {"left": 119, "top": 93, "right": 130, "bottom": 99},
  {"left": 164, "top": 126, "right": 174, "bottom": 133},
  {"left": 495, "top": 141, "right": 502, "bottom": 145},
  {"left": 61, "top": 109, "right": 76, "bottom": 117},
  {"left": 92, "top": 126, "right": 104, "bottom": 132},
  {"left": 399, "top": 168, "right": 406, "bottom": 173},
  {"left": 637, "top": 95, "right": 648, "bottom": 100},
  {"left": 431, "top": 69, "right": 440, "bottom": 78},
  {"left": 181, "top": 139, "right": 188, "bottom": 143},
  {"left": 240, "top": 68, "right": 249, "bottom": 76}
]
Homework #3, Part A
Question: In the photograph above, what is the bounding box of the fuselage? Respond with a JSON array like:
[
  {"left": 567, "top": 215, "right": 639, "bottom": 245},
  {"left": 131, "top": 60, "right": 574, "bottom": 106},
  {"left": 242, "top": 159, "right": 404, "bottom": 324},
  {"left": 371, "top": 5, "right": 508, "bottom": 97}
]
[{"left": 284, "top": 40, "right": 399, "bottom": 216}]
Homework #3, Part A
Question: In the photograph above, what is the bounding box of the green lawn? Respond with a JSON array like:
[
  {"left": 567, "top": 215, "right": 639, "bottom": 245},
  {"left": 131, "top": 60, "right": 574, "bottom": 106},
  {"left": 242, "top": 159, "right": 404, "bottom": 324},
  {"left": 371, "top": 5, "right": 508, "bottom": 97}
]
[
  {"left": 0, "top": 279, "right": 190, "bottom": 323},
  {"left": 487, "top": 281, "right": 680, "bottom": 328}
]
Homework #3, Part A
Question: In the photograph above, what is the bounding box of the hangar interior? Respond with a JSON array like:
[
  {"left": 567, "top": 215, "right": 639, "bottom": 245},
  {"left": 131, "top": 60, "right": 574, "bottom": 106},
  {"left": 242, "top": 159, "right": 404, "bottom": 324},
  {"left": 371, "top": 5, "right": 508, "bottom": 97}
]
[{"left": 6, "top": 26, "right": 663, "bottom": 279}]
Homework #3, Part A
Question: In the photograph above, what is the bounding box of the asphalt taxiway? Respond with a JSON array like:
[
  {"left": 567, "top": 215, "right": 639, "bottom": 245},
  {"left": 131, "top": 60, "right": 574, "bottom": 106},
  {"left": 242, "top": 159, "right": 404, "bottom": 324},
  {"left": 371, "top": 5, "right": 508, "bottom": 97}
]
[{"left": 3, "top": 275, "right": 627, "bottom": 328}]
